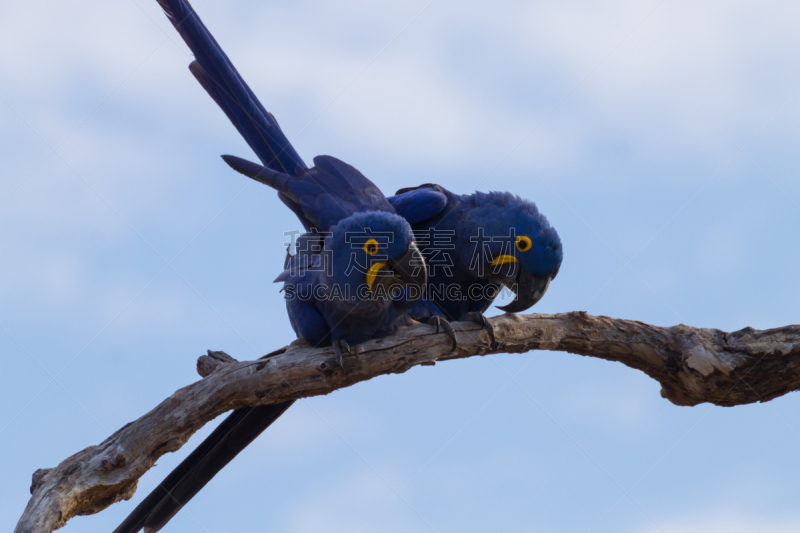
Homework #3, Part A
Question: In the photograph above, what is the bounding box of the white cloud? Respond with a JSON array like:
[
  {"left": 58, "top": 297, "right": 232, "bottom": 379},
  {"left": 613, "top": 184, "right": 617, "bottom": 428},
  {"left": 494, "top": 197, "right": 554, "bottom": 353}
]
[{"left": 4, "top": 0, "right": 800, "bottom": 194}]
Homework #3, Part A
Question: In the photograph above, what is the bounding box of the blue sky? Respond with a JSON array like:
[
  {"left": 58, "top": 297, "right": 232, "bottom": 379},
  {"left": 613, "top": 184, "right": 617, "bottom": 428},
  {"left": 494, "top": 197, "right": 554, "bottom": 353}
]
[{"left": 3, "top": 0, "right": 800, "bottom": 531}]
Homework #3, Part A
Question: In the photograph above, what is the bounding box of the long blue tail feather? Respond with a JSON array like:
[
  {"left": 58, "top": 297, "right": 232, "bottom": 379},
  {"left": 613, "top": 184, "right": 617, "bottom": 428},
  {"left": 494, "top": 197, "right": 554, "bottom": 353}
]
[
  {"left": 113, "top": 402, "right": 295, "bottom": 533},
  {"left": 188, "top": 61, "right": 248, "bottom": 142},
  {"left": 157, "top": 0, "right": 306, "bottom": 175}
]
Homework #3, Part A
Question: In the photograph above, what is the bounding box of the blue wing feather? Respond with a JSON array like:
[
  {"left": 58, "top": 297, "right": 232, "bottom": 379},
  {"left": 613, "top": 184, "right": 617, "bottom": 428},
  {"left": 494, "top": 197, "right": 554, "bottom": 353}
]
[
  {"left": 313, "top": 196, "right": 355, "bottom": 230},
  {"left": 278, "top": 191, "right": 314, "bottom": 230},
  {"left": 388, "top": 186, "right": 448, "bottom": 225},
  {"left": 313, "top": 156, "right": 382, "bottom": 197},
  {"left": 285, "top": 280, "right": 331, "bottom": 346},
  {"left": 223, "top": 154, "right": 396, "bottom": 231}
]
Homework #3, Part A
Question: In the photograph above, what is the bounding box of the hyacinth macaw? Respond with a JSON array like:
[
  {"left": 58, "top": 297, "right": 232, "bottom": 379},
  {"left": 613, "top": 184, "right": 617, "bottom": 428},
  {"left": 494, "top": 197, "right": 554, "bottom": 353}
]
[
  {"left": 115, "top": 154, "right": 433, "bottom": 532},
  {"left": 388, "top": 184, "right": 562, "bottom": 342},
  {"left": 115, "top": 164, "right": 431, "bottom": 531}
]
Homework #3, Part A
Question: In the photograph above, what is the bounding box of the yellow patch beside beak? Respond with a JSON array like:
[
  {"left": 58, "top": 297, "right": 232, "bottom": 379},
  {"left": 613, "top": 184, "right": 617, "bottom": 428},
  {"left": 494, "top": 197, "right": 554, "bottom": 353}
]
[
  {"left": 366, "top": 262, "right": 388, "bottom": 292},
  {"left": 490, "top": 254, "right": 519, "bottom": 266}
]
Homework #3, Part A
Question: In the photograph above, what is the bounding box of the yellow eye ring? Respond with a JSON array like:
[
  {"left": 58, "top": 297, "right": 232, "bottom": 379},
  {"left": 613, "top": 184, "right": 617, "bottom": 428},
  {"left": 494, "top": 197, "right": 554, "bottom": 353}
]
[
  {"left": 516, "top": 235, "right": 532, "bottom": 252},
  {"left": 363, "top": 238, "right": 380, "bottom": 255}
]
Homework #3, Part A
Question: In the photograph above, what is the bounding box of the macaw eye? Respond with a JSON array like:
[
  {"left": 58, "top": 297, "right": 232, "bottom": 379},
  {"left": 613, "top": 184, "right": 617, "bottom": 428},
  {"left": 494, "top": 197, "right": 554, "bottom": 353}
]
[
  {"left": 516, "top": 235, "right": 532, "bottom": 252},
  {"left": 363, "top": 238, "right": 380, "bottom": 255}
]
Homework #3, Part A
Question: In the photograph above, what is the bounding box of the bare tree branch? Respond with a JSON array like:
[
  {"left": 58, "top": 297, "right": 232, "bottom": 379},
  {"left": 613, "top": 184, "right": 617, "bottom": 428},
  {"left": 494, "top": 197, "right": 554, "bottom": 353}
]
[{"left": 15, "top": 311, "right": 800, "bottom": 532}]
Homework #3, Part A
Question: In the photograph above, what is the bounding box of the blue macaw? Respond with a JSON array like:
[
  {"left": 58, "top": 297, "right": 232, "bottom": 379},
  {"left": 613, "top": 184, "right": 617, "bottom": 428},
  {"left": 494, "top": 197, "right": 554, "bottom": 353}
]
[
  {"left": 222, "top": 153, "right": 430, "bottom": 352},
  {"left": 116, "top": 0, "right": 561, "bottom": 530},
  {"left": 115, "top": 160, "right": 431, "bottom": 531},
  {"left": 388, "top": 184, "right": 562, "bottom": 341},
  {"left": 115, "top": 159, "right": 433, "bottom": 530}
]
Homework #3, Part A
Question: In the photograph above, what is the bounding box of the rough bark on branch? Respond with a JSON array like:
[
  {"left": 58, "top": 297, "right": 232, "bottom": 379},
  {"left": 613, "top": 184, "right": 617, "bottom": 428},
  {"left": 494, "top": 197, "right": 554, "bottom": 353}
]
[{"left": 15, "top": 311, "right": 800, "bottom": 532}]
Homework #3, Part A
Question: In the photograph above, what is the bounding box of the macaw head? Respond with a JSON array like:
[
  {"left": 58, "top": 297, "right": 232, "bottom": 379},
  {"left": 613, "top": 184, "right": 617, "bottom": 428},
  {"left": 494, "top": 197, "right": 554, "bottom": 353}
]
[
  {"left": 327, "top": 211, "right": 427, "bottom": 304},
  {"left": 467, "top": 192, "right": 563, "bottom": 313}
]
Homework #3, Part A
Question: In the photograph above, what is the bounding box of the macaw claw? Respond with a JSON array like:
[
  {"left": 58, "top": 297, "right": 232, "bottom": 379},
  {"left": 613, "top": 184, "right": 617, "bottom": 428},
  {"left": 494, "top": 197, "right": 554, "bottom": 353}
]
[
  {"left": 423, "top": 316, "right": 457, "bottom": 352},
  {"left": 333, "top": 339, "right": 358, "bottom": 371},
  {"left": 461, "top": 312, "right": 498, "bottom": 349}
]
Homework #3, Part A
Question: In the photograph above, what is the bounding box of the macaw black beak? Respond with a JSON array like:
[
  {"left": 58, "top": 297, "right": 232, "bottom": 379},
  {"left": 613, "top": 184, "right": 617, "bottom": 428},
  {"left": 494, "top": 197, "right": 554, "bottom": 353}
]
[
  {"left": 497, "top": 268, "right": 552, "bottom": 313},
  {"left": 385, "top": 242, "right": 427, "bottom": 302}
]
